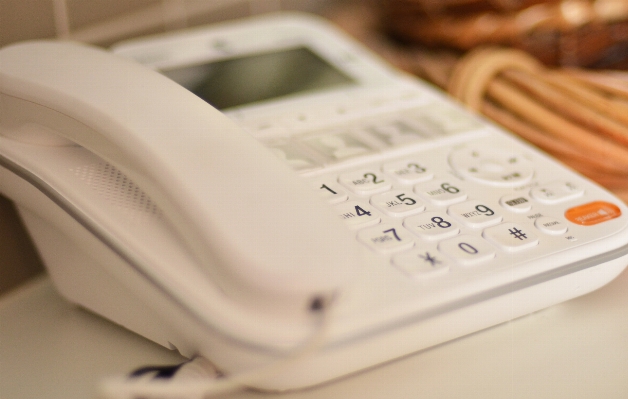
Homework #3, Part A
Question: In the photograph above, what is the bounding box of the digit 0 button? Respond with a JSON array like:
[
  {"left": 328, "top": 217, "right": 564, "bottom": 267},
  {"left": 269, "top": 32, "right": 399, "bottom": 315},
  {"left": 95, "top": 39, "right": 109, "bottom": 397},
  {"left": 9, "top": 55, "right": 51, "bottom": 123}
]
[
  {"left": 449, "top": 147, "right": 534, "bottom": 187},
  {"left": 565, "top": 201, "right": 622, "bottom": 226},
  {"left": 438, "top": 235, "right": 496, "bottom": 266}
]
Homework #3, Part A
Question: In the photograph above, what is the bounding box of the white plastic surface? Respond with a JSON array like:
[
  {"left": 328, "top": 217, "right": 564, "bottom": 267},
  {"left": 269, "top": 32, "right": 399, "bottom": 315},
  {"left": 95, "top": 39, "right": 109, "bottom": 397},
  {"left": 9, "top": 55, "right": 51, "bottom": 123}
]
[
  {"left": 1, "top": 13, "right": 628, "bottom": 391},
  {"left": 0, "top": 40, "right": 361, "bottom": 314}
]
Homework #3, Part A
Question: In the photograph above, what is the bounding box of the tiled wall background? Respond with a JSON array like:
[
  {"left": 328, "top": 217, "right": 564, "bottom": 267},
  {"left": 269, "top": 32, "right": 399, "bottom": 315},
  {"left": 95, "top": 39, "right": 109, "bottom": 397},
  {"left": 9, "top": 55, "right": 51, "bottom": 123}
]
[{"left": 0, "top": 0, "right": 339, "bottom": 294}]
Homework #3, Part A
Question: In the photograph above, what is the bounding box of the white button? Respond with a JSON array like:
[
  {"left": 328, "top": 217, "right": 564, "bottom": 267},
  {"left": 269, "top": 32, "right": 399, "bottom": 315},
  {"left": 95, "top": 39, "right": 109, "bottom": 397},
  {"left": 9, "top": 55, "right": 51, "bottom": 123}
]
[
  {"left": 302, "top": 132, "right": 373, "bottom": 162},
  {"left": 534, "top": 216, "right": 568, "bottom": 235},
  {"left": 358, "top": 224, "right": 414, "bottom": 254},
  {"left": 268, "top": 143, "right": 321, "bottom": 172},
  {"left": 500, "top": 193, "right": 532, "bottom": 212},
  {"left": 530, "top": 181, "right": 584, "bottom": 204},
  {"left": 449, "top": 147, "right": 534, "bottom": 187},
  {"left": 311, "top": 179, "right": 348, "bottom": 204},
  {"left": 448, "top": 200, "right": 502, "bottom": 228},
  {"left": 393, "top": 248, "right": 450, "bottom": 279},
  {"left": 335, "top": 201, "right": 381, "bottom": 229},
  {"left": 414, "top": 180, "right": 467, "bottom": 206},
  {"left": 382, "top": 159, "right": 434, "bottom": 184},
  {"left": 438, "top": 235, "right": 496, "bottom": 266},
  {"left": 370, "top": 190, "right": 425, "bottom": 217},
  {"left": 483, "top": 223, "right": 539, "bottom": 251},
  {"left": 364, "top": 119, "right": 429, "bottom": 147},
  {"left": 339, "top": 169, "right": 392, "bottom": 195},
  {"left": 404, "top": 212, "right": 460, "bottom": 241}
]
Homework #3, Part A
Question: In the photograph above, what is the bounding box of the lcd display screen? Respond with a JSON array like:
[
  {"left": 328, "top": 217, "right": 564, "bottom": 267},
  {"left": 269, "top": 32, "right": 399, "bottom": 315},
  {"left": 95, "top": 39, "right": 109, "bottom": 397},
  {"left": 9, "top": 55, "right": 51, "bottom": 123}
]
[{"left": 161, "top": 47, "right": 356, "bottom": 110}]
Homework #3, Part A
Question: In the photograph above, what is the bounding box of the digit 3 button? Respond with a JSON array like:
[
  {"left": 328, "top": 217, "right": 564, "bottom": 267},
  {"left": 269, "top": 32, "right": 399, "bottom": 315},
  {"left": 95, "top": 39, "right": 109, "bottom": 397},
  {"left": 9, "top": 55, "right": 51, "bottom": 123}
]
[{"left": 449, "top": 147, "right": 534, "bottom": 187}]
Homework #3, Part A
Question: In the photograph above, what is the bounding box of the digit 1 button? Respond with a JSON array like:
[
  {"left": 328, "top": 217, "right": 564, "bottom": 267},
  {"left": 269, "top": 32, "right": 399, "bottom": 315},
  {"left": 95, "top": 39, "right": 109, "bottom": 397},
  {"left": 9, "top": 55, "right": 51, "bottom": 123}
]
[
  {"left": 438, "top": 235, "right": 496, "bottom": 266},
  {"left": 404, "top": 211, "right": 460, "bottom": 241},
  {"left": 311, "top": 179, "right": 348, "bottom": 204},
  {"left": 483, "top": 222, "right": 539, "bottom": 252},
  {"left": 358, "top": 224, "right": 414, "bottom": 254}
]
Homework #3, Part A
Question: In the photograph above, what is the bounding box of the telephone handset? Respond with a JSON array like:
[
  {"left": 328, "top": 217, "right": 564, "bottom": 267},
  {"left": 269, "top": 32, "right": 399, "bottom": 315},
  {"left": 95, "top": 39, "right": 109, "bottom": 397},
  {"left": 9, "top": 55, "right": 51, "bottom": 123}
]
[
  {"left": 0, "top": 39, "right": 361, "bottom": 305},
  {"left": 2, "top": 13, "right": 628, "bottom": 391}
]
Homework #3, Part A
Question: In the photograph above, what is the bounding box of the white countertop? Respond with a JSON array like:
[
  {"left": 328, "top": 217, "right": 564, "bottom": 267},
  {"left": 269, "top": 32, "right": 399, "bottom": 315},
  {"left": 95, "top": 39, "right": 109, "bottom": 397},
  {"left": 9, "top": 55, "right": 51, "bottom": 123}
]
[{"left": 2, "top": 271, "right": 628, "bottom": 399}]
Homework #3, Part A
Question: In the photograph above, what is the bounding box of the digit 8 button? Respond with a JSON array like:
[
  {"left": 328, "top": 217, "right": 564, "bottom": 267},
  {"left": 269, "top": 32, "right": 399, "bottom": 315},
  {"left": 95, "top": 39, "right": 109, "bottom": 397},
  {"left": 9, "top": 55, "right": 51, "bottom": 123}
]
[{"left": 449, "top": 147, "right": 534, "bottom": 187}]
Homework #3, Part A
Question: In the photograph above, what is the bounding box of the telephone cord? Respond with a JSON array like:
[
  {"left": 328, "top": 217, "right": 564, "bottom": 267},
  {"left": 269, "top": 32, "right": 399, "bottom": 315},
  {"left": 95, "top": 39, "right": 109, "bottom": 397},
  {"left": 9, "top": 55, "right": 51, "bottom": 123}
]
[{"left": 98, "top": 294, "right": 333, "bottom": 399}]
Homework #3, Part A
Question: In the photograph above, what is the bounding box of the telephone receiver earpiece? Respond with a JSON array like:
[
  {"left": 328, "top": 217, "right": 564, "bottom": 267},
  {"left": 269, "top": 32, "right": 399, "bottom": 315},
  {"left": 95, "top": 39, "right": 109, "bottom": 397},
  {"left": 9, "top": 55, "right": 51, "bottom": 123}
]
[{"left": 0, "top": 40, "right": 361, "bottom": 320}]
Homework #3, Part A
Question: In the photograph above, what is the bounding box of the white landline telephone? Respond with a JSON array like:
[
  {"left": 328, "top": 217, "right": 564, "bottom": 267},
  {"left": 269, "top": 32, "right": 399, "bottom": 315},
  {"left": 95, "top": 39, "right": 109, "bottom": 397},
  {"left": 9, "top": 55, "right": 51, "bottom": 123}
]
[{"left": 1, "top": 12, "right": 628, "bottom": 391}]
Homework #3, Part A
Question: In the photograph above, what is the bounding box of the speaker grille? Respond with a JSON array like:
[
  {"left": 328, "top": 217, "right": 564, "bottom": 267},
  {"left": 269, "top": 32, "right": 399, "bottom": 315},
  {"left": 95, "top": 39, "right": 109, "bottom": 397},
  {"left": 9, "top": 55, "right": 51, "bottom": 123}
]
[{"left": 70, "top": 162, "right": 162, "bottom": 217}]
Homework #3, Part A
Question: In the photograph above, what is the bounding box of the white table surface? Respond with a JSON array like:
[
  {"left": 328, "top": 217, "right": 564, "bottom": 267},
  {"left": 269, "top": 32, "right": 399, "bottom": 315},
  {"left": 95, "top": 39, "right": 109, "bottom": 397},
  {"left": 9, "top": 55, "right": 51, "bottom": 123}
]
[{"left": 2, "top": 271, "right": 628, "bottom": 399}]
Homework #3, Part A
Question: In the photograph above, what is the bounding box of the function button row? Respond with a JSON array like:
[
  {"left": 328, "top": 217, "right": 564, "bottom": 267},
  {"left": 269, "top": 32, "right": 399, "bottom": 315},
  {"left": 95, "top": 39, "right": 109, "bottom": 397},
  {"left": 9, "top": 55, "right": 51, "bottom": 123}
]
[
  {"left": 499, "top": 181, "right": 585, "bottom": 214},
  {"left": 530, "top": 181, "right": 584, "bottom": 204},
  {"left": 267, "top": 115, "right": 441, "bottom": 171}
]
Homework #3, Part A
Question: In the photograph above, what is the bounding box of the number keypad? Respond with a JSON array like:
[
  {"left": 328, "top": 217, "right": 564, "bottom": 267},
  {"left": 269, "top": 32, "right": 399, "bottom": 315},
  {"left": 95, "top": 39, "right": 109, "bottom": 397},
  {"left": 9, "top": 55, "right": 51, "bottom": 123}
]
[{"left": 307, "top": 143, "right": 588, "bottom": 281}]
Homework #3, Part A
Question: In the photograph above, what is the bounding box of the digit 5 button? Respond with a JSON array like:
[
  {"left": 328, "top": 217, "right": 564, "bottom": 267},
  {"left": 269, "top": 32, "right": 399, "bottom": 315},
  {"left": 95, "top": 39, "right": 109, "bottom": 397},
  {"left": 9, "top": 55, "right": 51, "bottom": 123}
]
[{"left": 449, "top": 147, "right": 534, "bottom": 187}]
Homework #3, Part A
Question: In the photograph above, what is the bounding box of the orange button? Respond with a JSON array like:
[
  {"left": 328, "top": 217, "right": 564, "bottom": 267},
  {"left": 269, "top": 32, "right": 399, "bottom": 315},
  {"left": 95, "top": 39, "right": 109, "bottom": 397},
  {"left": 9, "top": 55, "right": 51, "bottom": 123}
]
[{"left": 565, "top": 201, "right": 622, "bottom": 226}]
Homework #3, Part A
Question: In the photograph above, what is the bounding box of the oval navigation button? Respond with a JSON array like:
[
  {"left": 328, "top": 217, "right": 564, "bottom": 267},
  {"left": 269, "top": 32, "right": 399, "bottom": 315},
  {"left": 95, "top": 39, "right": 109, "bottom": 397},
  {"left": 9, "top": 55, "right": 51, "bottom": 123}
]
[{"left": 565, "top": 201, "right": 622, "bottom": 226}]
